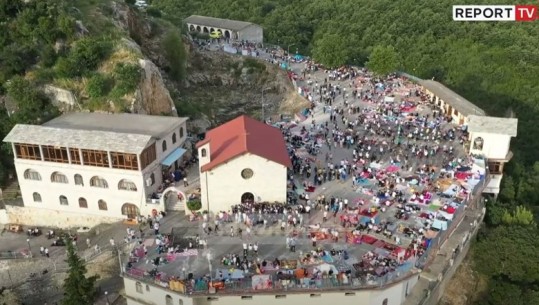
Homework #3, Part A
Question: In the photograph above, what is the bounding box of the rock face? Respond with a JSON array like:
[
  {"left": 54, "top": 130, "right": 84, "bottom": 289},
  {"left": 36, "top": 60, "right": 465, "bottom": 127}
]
[
  {"left": 136, "top": 59, "right": 176, "bottom": 116},
  {"left": 42, "top": 85, "right": 77, "bottom": 111}
]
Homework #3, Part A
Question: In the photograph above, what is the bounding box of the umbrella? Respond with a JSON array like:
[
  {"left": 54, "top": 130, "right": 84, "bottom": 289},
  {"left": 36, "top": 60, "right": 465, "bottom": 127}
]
[{"left": 209, "top": 31, "right": 222, "bottom": 39}]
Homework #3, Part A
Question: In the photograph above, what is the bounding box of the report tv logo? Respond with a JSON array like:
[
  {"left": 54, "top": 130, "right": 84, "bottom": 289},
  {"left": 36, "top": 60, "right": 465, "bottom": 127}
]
[{"left": 453, "top": 5, "right": 539, "bottom": 21}]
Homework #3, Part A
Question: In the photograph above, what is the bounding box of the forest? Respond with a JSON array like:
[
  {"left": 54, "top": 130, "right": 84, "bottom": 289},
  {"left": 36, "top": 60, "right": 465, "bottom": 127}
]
[{"left": 1, "top": 0, "right": 539, "bottom": 303}]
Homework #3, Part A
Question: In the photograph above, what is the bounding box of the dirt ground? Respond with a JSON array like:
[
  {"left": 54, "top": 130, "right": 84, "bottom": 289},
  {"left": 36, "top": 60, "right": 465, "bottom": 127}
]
[{"left": 439, "top": 253, "right": 488, "bottom": 305}]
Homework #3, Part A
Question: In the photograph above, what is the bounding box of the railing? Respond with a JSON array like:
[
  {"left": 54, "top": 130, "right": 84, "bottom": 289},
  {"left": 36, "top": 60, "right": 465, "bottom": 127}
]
[
  {"left": 396, "top": 72, "right": 423, "bottom": 83},
  {"left": 123, "top": 262, "right": 417, "bottom": 296},
  {"left": 0, "top": 251, "right": 29, "bottom": 259}
]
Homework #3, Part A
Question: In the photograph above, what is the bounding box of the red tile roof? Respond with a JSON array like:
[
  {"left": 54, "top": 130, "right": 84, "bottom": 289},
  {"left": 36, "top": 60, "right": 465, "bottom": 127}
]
[{"left": 196, "top": 115, "right": 292, "bottom": 172}]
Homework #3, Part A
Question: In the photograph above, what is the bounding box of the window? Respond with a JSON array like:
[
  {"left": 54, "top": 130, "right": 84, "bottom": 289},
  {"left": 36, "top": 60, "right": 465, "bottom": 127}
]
[
  {"left": 140, "top": 143, "right": 157, "bottom": 170},
  {"left": 51, "top": 172, "right": 68, "bottom": 184},
  {"left": 201, "top": 148, "right": 207, "bottom": 157},
  {"left": 81, "top": 149, "right": 110, "bottom": 168},
  {"left": 473, "top": 137, "right": 484, "bottom": 150},
  {"left": 241, "top": 168, "right": 254, "bottom": 179},
  {"left": 275, "top": 295, "right": 286, "bottom": 299},
  {"left": 14, "top": 143, "right": 41, "bottom": 160},
  {"left": 79, "top": 197, "right": 88, "bottom": 208},
  {"left": 146, "top": 284, "right": 150, "bottom": 292},
  {"left": 135, "top": 282, "right": 143, "bottom": 293},
  {"left": 179, "top": 299, "right": 183, "bottom": 305},
  {"left": 162, "top": 140, "right": 167, "bottom": 152},
  {"left": 179, "top": 127, "right": 184, "bottom": 138},
  {"left": 90, "top": 176, "right": 109, "bottom": 188},
  {"left": 70, "top": 148, "right": 82, "bottom": 165},
  {"left": 118, "top": 179, "right": 137, "bottom": 191},
  {"left": 33, "top": 192, "right": 42, "bottom": 202},
  {"left": 42, "top": 145, "right": 69, "bottom": 163},
  {"left": 488, "top": 161, "right": 503, "bottom": 174},
  {"left": 111, "top": 152, "right": 139, "bottom": 170},
  {"left": 74, "top": 174, "right": 84, "bottom": 186},
  {"left": 166, "top": 295, "right": 173, "bottom": 305},
  {"left": 345, "top": 293, "right": 356, "bottom": 296},
  {"left": 98, "top": 200, "right": 108, "bottom": 211},
  {"left": 241, "top": 296, "right": 252, "bottom": 300},
  {"left": 150, "top": 173, "right": 155, "bottom": 185},
  {"left": 382, "top": 298, "right": 388, "bottom": 305},
  {"left": 24, "top": 169, "right": 42, "bottom": 181},
  {"left": 59, "top": 195, "right": 68, "bottom": 206},
  {"left": 310, "top": 294, "right": 321, "bottom": 298},
  {"left": 172, "top": 133, "right": 177, "bottom": 144}
]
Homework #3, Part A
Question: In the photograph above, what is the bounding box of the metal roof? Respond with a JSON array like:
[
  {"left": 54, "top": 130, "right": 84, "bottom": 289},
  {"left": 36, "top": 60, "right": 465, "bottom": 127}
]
[
  {"left": 468, "top": 115, "right": 518, "bottom": 137},
  {"left": 419, "top": 80, "right": 486, "bottom": 117},
  {"left": 3, "top": 124, "right": 152, "bottom": 154},
  {"left": 184, "top": 15, "right": 258, "bottom": 31},
  {"left": 44, "top": 112, "right": 187, "bottom": 138}
]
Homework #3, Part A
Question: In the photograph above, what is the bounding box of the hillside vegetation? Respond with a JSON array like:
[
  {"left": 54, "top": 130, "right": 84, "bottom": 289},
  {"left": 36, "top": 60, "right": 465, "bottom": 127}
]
[{"left": 149, "top": 0, "right": 539, "bottom": 304}]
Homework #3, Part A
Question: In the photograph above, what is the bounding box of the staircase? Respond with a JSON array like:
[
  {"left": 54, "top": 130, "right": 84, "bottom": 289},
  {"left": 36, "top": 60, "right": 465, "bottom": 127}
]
[
  {"left": 1, "top": 181, "right": 21, "bottom": 202},
  {"left": 165, "top": 193, "right": 185, "bottom": 211}
]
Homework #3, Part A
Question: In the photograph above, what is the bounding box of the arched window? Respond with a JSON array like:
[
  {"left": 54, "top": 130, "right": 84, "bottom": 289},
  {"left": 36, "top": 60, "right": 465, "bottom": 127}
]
[
  {"left": 166, "top": 295, "right": 173, "bottom": 305},
  {"left": 150, "top": 173, "right": 155, "bottom": 185},
  {"left": 79, "top": 197, "right": 88, "bottom": 208},
  {"left": 146, "top": 284, "right": 150, "bottom": 292},
  {"left": 74, "top": 174, "right": 84, "bottom": 186},
  {"left": 179, "top": 127, "right": 184, "bottom": 138},
  {"left": 90, "top": 176, "right": 109, "bottom": 188},
  {"left": 172, "top": 133, "right": 177, "bottom": 144},
  {"left": 179, "top": 299, "right": 184, "bottom": 305},
  {"left": 135, "top": 282, "right": 143, "bottom": 293},
  {"left": 201, "top": 148, "right": 207, "bottom": 157},
  {"left": 118, "top": 179, "right": 137, "bottom": 191},
  {"left": 162, "top": 140, "right": 167, "bottom": 152},
  {"left": 33, "top": 192, "right": 42, "bottom": 202},
  {"left": 24, "top": 169, "right": 41, "bottom": 181},
  {"left": 59, "top": 195, "right": 68, "bottom": 206},
  {"left": 51, "top": 171, "right": 68, "bottom": 184},
  {"left": 98, "top": 199, "right": 108, "bottom": 211},
  {"left": 382, "top": 298, "right": 388, "bottom": 305}
]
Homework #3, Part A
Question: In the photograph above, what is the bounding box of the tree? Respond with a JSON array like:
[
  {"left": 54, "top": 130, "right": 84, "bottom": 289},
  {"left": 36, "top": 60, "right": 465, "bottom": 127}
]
[
  {"left": 366, "top": 45, "right": 399, "bottom": 76},
  {"left": 62, "top": 241, "right": 98, "bottom": 305},
  {"left": 312, "top": 34, "right": 349, "bottom": 68},
  {"left": 162, "top": 30, "right": 187, "bottom": 82},
  {"left": 501, "top": 205, "right": 535, "bottom": 226},
  {"left": 0, "top": 288, "right": 22, "bottom": 305}
]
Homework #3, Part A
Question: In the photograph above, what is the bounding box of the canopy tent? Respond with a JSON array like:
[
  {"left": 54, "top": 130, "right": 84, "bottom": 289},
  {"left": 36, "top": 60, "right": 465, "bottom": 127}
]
[
  {"left": 209, "top": 31, "right": 222, "bottom": 39},
  {"left": 294, "top": 54, "right": 304, "bottom": 60},
  {"left": 384, "top": 96, "right": 395, "bottom": 103}
]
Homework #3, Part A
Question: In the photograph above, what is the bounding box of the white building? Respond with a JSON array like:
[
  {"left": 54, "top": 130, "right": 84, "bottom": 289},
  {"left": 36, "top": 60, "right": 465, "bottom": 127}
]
[
  {"left": 196, "top": 115, "right": 290, "bottom": 213},
  {"left": 122, "top": 273, "right": 419, "bottom": 305},
  {"left": 185, "top": 15, "right": 264, "bottom": 43},
  {"left": 419, "top": 80, "right": 486, "bottom": 125},
  {"left": 2, "top": 113, "right": 189, "bottom": 228},
  {"left": 467, "top": 115, "right": 518, "bottom": 195}
]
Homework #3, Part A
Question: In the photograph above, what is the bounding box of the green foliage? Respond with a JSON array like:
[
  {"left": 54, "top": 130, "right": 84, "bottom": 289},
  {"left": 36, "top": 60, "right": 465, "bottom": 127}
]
[
  {"left": 501, "top": 206, "right": 535, "bottom": 226},
  {"left": 162, "top": 30, "right": 187, "bottom": 82},
  {"left": 40, "top": 45, "right": 58, "bottom": 68},
  {"left": 62, "top": 241, "right": 98, "bottom": 305},
  {"left": 146, "top": 7, "right": 162, "bottom": 18},
  {"left": 112, "top": 63, "right": 141, "bottom": 96},
  {"left": 56, "top": 37, "right": 112, "bottom": 77},
  {"left": 312, "top": 34, "right": 349, "bottom": 68},
  {"left": 366, "top": 45, "right": 399, "bottom": 76},
  {"left": 5, "top": 76, "right": 59, "bottom": 124},
  {"left": 125, "top": 0, "right": 136, "bottom": 5},
  {"left": 243, "top": 58, "right": 266, "bottom": 72},
  {"left": 86, "top": 73, "right": 110, "bottom": 98},
  {"left": 187, "top": 200, "right": 202, "bottom": 211}
]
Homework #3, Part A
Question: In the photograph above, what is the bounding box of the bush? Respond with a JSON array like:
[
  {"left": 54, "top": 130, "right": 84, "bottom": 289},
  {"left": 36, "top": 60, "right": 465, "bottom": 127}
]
[
  {"left": 40, "top": 46, "right": 58, "bottom": 68},
  {"left": 243, "top": 58, "right": 266, "bottom": 72},
  {"left": 162, "top": 30, "right": 186, "bottom": 82},
  {"left": 86, "top": 74, "right": 110, "bottom": 98},
  {"left": 187, "top": 200, "right": 202, "bottom": 211},
  {"left": 56, "top": 38, "right": 113, "bottom": 78},
  {"left": 113, "top": 63, "right": 141, "bottom": 96},
  {"left": 147, "top": 7, "right": 162, "bottom": 17}
]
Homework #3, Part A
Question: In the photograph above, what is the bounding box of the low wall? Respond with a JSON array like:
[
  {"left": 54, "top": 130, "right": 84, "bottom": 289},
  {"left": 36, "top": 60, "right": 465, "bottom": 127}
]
[{"left": 2, "top": 206, "right": 120, "bottom": 228}]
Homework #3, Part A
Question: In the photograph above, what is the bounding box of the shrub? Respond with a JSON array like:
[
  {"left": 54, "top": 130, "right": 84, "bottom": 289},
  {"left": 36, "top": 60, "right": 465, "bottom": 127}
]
[
  {"left": 162, "top": 30, "right": 186, "bottom": 82},
  {"left": 86, "top": 73, "right": 110, "bottom": 98},
  {"left": 147, "top": 7, "right": 162, "bottom": 18},
  {"left": 40, "top": 46, "right": 58, "bottom": 68},
  {"left": 56, "top": 38, "right": 113, "bottom": 78},
  {"left": 113, "top": 63, "right": 141, "bottom": 96},
  {"left": 187, "top": 200, "right": 202, "bottom": 211}
]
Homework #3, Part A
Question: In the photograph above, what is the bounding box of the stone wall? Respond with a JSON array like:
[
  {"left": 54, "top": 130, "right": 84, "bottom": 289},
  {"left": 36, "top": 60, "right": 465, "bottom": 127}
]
[{"left": 2, "top": 206, "right": 120, "bottom": 228}]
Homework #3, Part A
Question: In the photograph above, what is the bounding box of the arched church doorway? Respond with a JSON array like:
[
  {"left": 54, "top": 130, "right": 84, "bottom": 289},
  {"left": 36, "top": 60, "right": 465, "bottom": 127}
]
[
  {"left": 160, "top": 186, "right": 187, "bottom": 211},
  {"left": 121, "top": 203, "right": 140, "bottom": 220},
  {"left": 241, "top": 192, "right": 255, "bottom": 204},
  {"left": 189, "top": 25, "right": 195, "bottom": 32},
  {"left": 203, "top": 27, "right": 209, "bottom": 33},
  {"left": 196, "top": 25, "right": 201, "bottom": 32},
  {"left": 224, "top": 30, "right": 231, "bottom": 39}
]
